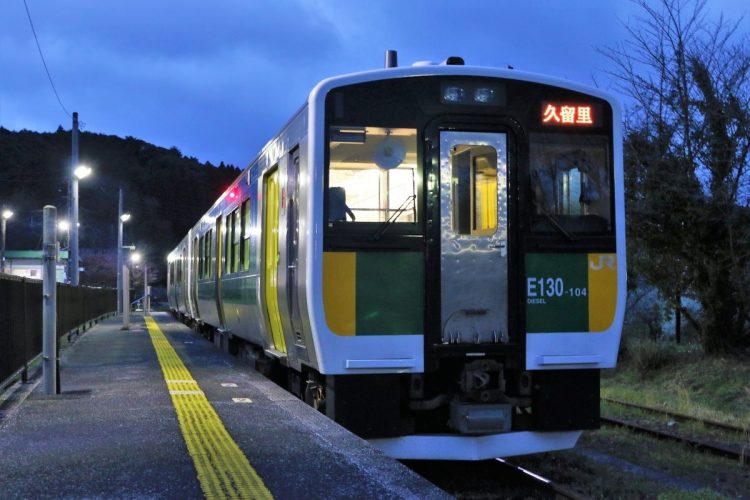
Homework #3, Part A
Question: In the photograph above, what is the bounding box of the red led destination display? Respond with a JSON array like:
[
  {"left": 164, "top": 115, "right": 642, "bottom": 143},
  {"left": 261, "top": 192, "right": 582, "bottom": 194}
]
[{"left": 541, "top": 102, "right": 597, "bottom": 126}]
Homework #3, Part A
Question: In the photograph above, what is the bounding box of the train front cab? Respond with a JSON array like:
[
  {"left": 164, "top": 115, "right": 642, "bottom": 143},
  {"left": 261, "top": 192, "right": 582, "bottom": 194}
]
[{"left": 310, "top": 69, "right": 625, "bottom": 460}]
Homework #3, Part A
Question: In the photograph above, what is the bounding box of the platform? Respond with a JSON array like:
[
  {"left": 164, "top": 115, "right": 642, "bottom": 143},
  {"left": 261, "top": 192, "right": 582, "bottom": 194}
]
[{"left": 0, "top": 312, "right": 449, "bottom": 499}]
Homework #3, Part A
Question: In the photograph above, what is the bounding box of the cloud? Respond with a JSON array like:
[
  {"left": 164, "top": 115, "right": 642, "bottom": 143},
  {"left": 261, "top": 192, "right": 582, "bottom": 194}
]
[{"left": 2, "top": 0, "right": 748, "bottom": 167}]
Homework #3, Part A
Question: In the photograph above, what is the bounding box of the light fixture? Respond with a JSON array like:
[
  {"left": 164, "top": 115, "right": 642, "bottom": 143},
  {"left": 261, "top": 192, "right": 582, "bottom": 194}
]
[
  {"left": 58, "top": 220, "right": 70, "bottom": 231},
  {"left": 2, "top": 209, "right": 13, "bottom": 220},
  {"left": 442, "top": 86, "right": 465, "bottom": 103},
  {"left": 474, "top": 87, "right": 495, "bottom": 103},
  {"left": 73, "top": 165, "right": 92, "bottom": 179},
  {"left": 131, "top": 251, "right": 142, "bottom": 263},
  {"left": 120, "top": 213, "right": 131, "bottom": 222}
]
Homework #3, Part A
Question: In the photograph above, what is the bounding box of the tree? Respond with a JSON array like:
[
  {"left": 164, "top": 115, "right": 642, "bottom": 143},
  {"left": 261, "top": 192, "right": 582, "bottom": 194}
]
[{"left": 602, "top": 0, "right": 750, "bottom": 353}]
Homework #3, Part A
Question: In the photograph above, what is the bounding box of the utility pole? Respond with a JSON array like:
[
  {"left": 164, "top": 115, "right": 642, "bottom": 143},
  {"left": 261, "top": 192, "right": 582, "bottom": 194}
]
[
  {"left": 69, "top": 111, "right": 80, "bottom": 285},
  {"left": 122, "top": 263, "right": 130, "bottom": 330},
  {"left": 42, "top": 206, "right": 58, "bottom": 395},
  {"left": 0, "top": 215, "right": 4, "bottom": 274},
  {"left": 117, "top": 189, "right": 123, "bottom": 315},
  {"left": 1, "top": 209, "right": 11, "bottom": 274},
  {"left": 144, "top": 263, "right": 150, "bottom": 315}
]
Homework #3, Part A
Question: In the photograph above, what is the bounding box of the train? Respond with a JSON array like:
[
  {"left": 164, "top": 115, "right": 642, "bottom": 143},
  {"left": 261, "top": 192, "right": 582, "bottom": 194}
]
[{"left": 167, "top": 52, "right": 626, "bottom": 460}]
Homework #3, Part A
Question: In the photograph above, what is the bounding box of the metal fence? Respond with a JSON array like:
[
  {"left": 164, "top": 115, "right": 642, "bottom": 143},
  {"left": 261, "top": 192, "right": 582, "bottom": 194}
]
[{"left": 0, "top": 274, "right": 116, "bottom": 388}]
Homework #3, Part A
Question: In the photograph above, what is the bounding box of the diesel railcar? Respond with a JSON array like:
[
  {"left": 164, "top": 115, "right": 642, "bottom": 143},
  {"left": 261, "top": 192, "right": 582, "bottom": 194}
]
[{"left": 167, "top": 54, "right": 625, "bottom": 460}]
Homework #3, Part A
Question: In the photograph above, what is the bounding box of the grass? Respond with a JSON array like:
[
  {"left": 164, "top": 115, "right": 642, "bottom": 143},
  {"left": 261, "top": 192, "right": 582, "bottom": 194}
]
[
  {"left": 602, "top": 338, "right": 750, "bottom": 429},
  {"left": 512, "top": 450, "right": 670, "bottom": 499},
  {"left": 657, "top": 490, "right": 728, "bottom": 500},
  {"left": 578, "top": 426, "right": 750, "bottom": 498},
  {"left": 601, "top": 400, "right": 749, "bottom": 448}
]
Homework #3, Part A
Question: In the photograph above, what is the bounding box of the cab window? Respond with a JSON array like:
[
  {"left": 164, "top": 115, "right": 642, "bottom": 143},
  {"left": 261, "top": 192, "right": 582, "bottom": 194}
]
[
  {"left": 529, "top": 134, "right": 611, "bottom": 233},
  {"left": 327, "top": 126, "right": 418, "bottom": 224}
]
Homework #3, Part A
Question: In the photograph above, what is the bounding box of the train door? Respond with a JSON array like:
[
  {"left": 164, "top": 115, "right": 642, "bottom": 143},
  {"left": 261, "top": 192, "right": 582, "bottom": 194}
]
[
  {"left": 439, "top": 131, "right": 508, "bottom": 343},
  {"left": 191, "top": 236, "right": 200, "bottom": 319},
  {"left": 180, "top": 249, "right": 188, "bottom": 313},
  {"left": 283, "top": 149, "right": 304, "bottom": 344},
  {"left": 216, "top": 215, "right": 226, "bottom": 327},
  {"left": 263, "top": 167, "right": 287, "bottom": 354}
]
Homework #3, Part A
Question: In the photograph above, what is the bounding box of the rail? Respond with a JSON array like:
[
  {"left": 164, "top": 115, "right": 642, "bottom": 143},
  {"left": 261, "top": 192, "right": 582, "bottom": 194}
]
[
  {"left": 602, "top": 397, "right": 748, "bottom": 434},
  {"left": 601, "top": 416, "right": 748, "bottom": 465},
  {"left": 494, "top": 458, "right": 588, "bottom": 499}
]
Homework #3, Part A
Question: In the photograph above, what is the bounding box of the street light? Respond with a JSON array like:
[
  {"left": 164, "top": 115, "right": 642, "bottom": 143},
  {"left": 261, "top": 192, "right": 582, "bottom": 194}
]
[
  {"left": 1, "top": 209, "right": 13, "bottom": 274},
  {"left": 74, "top": 165, "right": 92, "bottom": 180},
  {"left": 69, "top": 163, "right": 92, "bottom": 286},
  {"left": 129, "top": 251, "right": 151, "bottom": 314}
]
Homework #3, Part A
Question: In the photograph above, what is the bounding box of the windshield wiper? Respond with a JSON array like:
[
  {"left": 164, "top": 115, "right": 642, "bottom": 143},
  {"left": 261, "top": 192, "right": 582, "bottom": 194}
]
[
  {"left": 373, "top": 195, "right": 416, "bottom": 241},
  {"left": 534, "top": 201, "right": 575, "bottom": 242}
]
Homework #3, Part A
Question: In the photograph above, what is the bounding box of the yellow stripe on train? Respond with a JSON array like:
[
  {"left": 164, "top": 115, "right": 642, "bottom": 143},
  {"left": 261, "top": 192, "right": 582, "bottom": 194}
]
[
  {"left": 322, "top": 252, "right": 357, "bottom": 336},
  {"left": 587, "top": 253, "right": 618, "bottom": 332}
]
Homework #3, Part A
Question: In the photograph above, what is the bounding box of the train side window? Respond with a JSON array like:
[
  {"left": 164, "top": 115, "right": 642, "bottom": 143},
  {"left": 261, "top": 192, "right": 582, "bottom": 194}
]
[
  {"left": 232, "top": 208, "right": 241, "bottom": 273},
  {"left": 450, "top": 144, "right": 498, "bottom": 236},
  {"left": 529, "top": 133, "right": 611, "bottom": 233},
  {"left": 202, "top": 234, "right": 207, "bottom": 278},
  {"left": 193, "top": 236, "right": 199, "bottom": 279},
  {"left": 241, "top": 199, "right": 251, "bottom": 271},
  {"left": 201, "top": 234, "right": 206, "bottom": 278},
  {"left": 224, "top": 213, "right": 232, "bottom": 274},
  {"left": 176, "top": 252, "right": 182, "bottom": 283},
  {"left": 207, "top": 229, "right": 213, "bottom": 278},
  {"left": 327, "top": 126, "right": 418, "bottom": 223}
]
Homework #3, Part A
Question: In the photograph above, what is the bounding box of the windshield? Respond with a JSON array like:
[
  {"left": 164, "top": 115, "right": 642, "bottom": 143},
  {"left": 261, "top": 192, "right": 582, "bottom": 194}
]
[
  {"left": 529, "top": 133, "right": 611, "bottom": 233},
  {"left": 327, "top": 126, "right": 418, "bottom": 224}
]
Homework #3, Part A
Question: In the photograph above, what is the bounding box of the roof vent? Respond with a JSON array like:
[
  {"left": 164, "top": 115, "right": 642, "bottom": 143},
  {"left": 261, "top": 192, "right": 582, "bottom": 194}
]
[
  {"left": 385, "top": 50, "right": 398, "bottom": 68},
  {"left": 442, "top": 56, "right": 465, "bottom": 66}
]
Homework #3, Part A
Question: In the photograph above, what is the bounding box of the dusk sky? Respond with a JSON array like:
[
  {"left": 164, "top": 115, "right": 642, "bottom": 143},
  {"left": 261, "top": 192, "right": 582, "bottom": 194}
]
[{"left": 2, "top": 1, "right": 748, "bottom": 168}]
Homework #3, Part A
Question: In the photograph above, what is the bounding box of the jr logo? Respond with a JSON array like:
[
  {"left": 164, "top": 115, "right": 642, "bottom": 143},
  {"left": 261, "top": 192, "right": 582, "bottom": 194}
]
[{"left": 590, "top": 255, "right": 615, "bottom": 271}]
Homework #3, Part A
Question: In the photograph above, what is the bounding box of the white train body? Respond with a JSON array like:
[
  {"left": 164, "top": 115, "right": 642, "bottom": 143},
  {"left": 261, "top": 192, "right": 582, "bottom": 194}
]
[{"left": 168, "top": 60, "right": 625, "bottom": 460}]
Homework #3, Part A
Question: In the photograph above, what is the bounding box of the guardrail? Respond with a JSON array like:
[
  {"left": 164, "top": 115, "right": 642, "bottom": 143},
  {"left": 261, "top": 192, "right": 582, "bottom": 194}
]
[{"left": 0, "top": 274, "right": 116, "bottom": 390}]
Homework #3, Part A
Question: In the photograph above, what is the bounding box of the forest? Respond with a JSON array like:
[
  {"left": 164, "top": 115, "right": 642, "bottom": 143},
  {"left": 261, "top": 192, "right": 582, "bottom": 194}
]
[{"left": 0, "top": 126, "right": 239, "bottom": 287}]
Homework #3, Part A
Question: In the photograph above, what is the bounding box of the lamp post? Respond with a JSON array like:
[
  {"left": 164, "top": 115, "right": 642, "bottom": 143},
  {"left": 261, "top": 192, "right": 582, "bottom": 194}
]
[
  {"left": 130, "top": 251, "right": 150, "bottom": 314},
  {"left": 69, "top": 164, "right": 91, "bottom": 286},
  {"left": 117, "top": 188, "right": 131, "bottom": 315},
  {"left": 144, "top": 261, "right": 150, "bottom": 314},
  {"left": 1, "top": 209, "right": 13, "bottom": 274}
]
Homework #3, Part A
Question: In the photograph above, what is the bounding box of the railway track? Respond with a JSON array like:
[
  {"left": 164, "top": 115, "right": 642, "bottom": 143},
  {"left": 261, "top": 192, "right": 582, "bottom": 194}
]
[
  {"left": 405, "top": 457, "right": 588, "bottom": 499},
  {"left": 494, "top": 458, "right": 588, "bottom": 499},
  {"left": 600, "top": 415, "right": 749, "bottom": 465},
  {"left": 602, "top": 397, "right": 748, "bottom": 434}
]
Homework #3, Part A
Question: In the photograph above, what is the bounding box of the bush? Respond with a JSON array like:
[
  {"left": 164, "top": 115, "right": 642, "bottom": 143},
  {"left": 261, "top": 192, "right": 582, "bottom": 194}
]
[{"left": 621, "top": 338, "right": 678, "bottom": 379}]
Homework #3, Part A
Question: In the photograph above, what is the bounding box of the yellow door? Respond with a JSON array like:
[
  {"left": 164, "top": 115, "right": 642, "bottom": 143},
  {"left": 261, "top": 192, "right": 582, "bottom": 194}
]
[{"left": 264, "top": 169, "right": 286, "bottom": 353}]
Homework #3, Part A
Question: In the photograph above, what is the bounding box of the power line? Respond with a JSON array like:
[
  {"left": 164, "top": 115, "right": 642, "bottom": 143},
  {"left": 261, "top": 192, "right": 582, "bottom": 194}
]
[{"left": 23, "top": 0, "right": 71, "bottom": 118}]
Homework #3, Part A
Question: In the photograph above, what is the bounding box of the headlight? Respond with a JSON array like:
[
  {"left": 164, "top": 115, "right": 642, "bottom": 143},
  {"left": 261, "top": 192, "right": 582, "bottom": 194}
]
[
  {"left": 474, "top": 87, "right": 495, "bottom": 104},
  {"left": 443, "top": 86, "right": 466, "bottom": 103},
  {"left": 441, "top": 82, "right": 505, "bottom": 106}
]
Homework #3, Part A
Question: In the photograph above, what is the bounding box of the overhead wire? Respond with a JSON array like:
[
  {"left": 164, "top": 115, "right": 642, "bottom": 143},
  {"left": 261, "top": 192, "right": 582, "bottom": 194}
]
[{"left": 22, "top": 0, "right": 71, "bottom": 119}]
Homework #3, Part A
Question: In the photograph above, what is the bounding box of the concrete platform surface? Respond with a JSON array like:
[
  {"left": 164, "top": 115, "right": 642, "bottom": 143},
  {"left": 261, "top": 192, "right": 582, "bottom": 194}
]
[{"left": 0, "top": 312, "right": 450, "bottom": 499}]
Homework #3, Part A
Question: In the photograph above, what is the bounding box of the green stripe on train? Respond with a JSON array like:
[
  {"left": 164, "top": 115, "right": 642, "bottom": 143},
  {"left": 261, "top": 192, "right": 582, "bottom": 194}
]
[
  {"left": 525, "top": 253, "right": 589, "bottom": 332},
  {"left": 355, "top": 252, "right": 424, "bottom": 335}
]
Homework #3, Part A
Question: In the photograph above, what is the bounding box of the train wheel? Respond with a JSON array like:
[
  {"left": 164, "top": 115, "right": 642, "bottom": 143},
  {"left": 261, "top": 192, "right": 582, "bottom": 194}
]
[{"left": 304, "top": 377, "right": 326, "bottom": 413}]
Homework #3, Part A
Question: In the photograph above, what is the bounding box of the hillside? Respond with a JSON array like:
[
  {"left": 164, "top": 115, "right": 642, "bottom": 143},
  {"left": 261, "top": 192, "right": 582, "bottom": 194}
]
[{"left": 0, "top": 126, "right": 240, "bottom": 286}]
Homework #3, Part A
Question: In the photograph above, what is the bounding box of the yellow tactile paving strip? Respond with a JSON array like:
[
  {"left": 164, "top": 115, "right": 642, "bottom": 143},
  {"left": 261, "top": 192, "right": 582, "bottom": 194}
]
[{"left": 144, "top": 316, "right": 273, "bottom": 500}]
